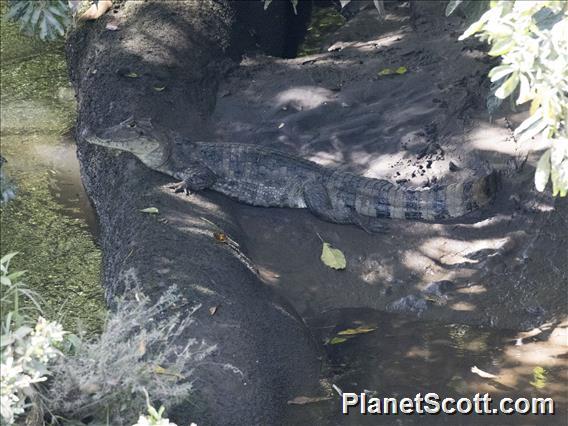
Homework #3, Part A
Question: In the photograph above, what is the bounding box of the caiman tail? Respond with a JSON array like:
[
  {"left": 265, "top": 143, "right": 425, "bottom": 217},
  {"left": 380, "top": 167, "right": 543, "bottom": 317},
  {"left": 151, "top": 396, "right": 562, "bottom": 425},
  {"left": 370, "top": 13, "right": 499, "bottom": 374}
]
[{"left": 353, "top": 171, "right": 499, "bottom": 221}]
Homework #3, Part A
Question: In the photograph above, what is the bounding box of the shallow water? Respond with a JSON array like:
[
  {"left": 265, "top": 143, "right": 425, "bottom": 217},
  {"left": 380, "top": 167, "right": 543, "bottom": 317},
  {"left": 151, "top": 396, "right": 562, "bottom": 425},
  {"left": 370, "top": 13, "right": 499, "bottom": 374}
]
[
  {"left": 286, "top": 309, "right": 567, "bottom": 425},
  {"left": 0, "top": 15, "right": 105, "bottom": 334}
]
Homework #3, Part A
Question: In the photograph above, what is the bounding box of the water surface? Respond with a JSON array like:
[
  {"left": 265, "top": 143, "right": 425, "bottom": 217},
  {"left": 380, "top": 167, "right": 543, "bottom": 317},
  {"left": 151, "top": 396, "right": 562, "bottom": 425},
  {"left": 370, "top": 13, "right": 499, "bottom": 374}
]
[{"left": 0, "top": 14, "right": 105, "bottom": 334}]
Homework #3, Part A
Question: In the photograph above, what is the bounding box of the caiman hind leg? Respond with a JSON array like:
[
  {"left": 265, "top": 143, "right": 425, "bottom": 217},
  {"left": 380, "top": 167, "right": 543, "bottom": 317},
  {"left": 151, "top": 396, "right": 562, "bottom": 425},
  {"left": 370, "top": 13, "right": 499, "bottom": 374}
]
[
  {"left": 303, "top": 181, "right": 355, "bottom": 225},
  {"left": 303, "top": 182, "right": 388, "bottom": 233},
  {"left": 169, "top": 162, "right": 217, "bottom": 195}
]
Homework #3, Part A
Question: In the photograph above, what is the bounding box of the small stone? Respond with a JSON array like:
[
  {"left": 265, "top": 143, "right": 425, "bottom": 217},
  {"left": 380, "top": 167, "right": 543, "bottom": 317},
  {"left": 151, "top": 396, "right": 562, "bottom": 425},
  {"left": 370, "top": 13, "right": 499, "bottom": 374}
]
[
  {"left": 388, "top": 295, "right": 428, "bottom": 315},
  {"left": 449, "top": 161, "right": 459, "bottom": 172},
  {"left": 423, "top": 280, "right": 455, "bottom": 297}
]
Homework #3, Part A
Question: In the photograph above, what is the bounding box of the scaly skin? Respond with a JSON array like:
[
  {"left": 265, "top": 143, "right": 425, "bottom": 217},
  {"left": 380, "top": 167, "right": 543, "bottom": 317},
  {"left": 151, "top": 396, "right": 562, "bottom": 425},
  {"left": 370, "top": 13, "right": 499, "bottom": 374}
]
[{"left": 83, "top": 118, "right": 497, "bottom": 230}]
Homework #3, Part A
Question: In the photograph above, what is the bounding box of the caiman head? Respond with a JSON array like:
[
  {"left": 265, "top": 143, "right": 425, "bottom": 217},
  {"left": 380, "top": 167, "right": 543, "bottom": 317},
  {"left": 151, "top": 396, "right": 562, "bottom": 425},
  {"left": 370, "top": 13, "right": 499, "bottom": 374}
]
[{"left": 82, "top": 117, "right": 171, "bottom": 170}]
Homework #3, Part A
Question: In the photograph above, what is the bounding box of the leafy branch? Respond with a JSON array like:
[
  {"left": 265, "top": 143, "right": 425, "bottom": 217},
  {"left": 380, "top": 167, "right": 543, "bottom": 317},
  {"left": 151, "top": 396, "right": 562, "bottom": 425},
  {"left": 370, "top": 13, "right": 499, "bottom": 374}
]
[{"left": 448, "top": 1, "right": 568, "bottom": 196}]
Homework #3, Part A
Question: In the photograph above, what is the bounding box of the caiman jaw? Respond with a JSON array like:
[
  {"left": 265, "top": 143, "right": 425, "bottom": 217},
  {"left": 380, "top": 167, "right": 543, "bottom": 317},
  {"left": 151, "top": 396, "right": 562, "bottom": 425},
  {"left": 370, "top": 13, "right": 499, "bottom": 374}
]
[{"left": 82, "top": 118, "right": 171, "bottom": 171}]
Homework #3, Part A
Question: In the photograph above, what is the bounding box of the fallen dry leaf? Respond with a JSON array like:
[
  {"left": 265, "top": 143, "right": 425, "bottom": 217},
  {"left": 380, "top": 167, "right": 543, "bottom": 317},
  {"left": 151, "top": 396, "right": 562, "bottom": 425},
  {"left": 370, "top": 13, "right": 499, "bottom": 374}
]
[
  {"left": 140, "top": 207, "right": 159, "bottom": 214},
  {"left": 287, "top": 396, "right": 332, "bottom": 405},
  {"left": 321, "top": 242, "right": 346, "bottom": 270},
  {"left": 328, "top": 337, "right": 348, "bottom": 345},
  {"left": 209, "top": 305, "right": 219, "bottom": 316},
  {"left": 471, "top": 366, "right": 499, "bottom": 379},
  {"left": 213, "top": 232, "right": 227, "bottom": 243}
]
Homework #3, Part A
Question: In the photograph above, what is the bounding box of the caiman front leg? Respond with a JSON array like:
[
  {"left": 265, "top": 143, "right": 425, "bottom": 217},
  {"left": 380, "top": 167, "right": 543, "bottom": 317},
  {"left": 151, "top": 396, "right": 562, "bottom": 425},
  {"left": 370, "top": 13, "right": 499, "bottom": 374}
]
[{"left": 169, "top": 162, "right": 217, "bottom": 195}]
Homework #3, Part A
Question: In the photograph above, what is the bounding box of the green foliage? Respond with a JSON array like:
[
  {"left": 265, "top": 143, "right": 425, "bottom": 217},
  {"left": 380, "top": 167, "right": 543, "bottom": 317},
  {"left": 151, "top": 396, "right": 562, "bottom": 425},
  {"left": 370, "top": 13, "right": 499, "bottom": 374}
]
[
  {"left": 48, "top": 285, "right": 214, "bottom": 424},
  {"left": 1, "top": 252, "right": 42, "bottom": 331},
  {"left": 1, "top": 255, "right": 204, "bottom": 425},
  {"left": 1, "top": 253, "right": 65, "bottom": 425},
  {"left": 446, "top": 0, "right": 490, "bottom": 23},
  {"left": 4, "top": 0, "right": 71, "bottom": 41},
  {"left": 451, "top": 1, "right": 568, "bottom": 196}
]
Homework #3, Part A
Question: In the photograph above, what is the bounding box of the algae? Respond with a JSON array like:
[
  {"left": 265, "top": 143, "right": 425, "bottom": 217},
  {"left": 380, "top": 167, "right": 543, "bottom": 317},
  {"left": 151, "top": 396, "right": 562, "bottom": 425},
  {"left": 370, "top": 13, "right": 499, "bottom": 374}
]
[
  {"left": 0, "top": 12, "right": 105, "bottom": 334},
  {"left": 297, "top": 6, "right": 346, "bottom": 57}
]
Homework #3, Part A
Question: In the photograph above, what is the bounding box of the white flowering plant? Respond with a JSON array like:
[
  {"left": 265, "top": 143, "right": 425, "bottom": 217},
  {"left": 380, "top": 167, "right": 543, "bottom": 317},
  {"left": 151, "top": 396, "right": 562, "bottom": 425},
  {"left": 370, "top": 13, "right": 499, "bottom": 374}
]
[
  {"left": 131, "top": 389, "right": 198, "bottom": 426},
  {"left": 1, "top": 252, "right": 65, "bottom": 425},
  {"left": 448, "top": 0, "right": 568, "bottom": 196},
  {"left": 0, "top": 316, "right": 65, "bottom": 424}
]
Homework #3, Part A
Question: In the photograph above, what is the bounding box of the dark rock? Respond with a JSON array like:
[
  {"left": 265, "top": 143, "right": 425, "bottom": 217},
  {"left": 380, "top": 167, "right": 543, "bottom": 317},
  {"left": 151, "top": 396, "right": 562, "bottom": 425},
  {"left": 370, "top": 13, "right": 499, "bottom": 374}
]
[
  {"left": 388, "top": 295, "right": 428, "bottom": 316},
  {"left": 66, "top": 1, "right": 321, "bottom": 424},
  {"left": 423, "top": 280, "right": 455, "bottom": 297}
]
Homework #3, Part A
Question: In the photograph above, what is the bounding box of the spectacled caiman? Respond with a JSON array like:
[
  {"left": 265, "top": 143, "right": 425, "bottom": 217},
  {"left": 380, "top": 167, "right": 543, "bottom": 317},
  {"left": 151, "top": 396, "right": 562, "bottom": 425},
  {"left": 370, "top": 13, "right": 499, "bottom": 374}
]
[{"left": 82, "top": 117, "right": 497, "bottom": 232}]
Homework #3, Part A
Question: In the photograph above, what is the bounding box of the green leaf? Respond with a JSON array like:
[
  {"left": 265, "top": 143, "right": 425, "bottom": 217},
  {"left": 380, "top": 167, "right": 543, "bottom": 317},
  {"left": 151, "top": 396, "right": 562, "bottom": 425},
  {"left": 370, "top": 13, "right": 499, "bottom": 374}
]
[
  {"left": 153, "top": 86, "right": 166, "bottom": 92},
  {"left": 7, "top": 270, "right": 27, "bottom": 281},
  {"left": 39, "top": 17, "right": 48, "bottom": 40},
  {"left": 44, "top": 12, "right": 65, "bottom": 36},
  {"left": 488, "top": 39, "right": 514, "bottom": 56},
  {"left": 321, "top": 242, "right": 346, "bottom": 270},
  {"left": 446, "top": 0, "right": 464, "bottom": 16},
  {"left": 378, "top": 67, "right": 408, "bottom": 76},
  {"left": 518, "top": 117, "right": 548, "bottom": 142},
  {"left": 329, "top": 337, "right": 348, "bottom": 345},
  {"left": 5, "top": 1, "right": 29, "bottom": 20},
  {"left": 20, "top": 3, "right": 34, "bottom": 27},
  {"left": 530, "top": 366, "right": 547, "bottom": 389},
  {"left": 337, "top": 326, "right": 377, "bottom": 336},
  {"left": 140, "top": 207, "right": 159, "bottom": 215},
  {"left": 516, "top": 74, "right": 531, "bottom": 104},
  {"left": 494, "top": 72, "right": 519, "bottom": 99},
  {"left": 515, "top": 109, "right": 543, "bottom": 136},
  {"left": 488, "top": 65, "right": 514, "bottom": 82},
  {"left": 459, "top": 19, "right": 486, "bottom": 40},
  {"left": 339, "top": 0, "right": 351, "bottom": 7},
  {"left": 378, "top": 68, "right": 394, "bottom": 76},
  {"left": 30, "top": 7, "right": 42, "bottom": 29},
  {"left": 147, "top": 404, "right": 160, "bottom": 419},
  {"left": 126, "top": 72, "right": 139, "bottom": 78},
  {"left": 1, "top": 252, "right": 19, "bottom": 267},
  {"left": 535, "top": 150, "right": 551, "bottom": 192}
]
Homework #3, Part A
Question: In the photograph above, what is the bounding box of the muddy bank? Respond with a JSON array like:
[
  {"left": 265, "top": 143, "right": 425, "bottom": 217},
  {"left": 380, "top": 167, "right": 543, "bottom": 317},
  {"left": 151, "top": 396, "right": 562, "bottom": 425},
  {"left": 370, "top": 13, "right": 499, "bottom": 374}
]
[
  {"left": 67, "top": 1, "right": 321, "bottom": 424},
  {"left": 209, "top": 2, "right": 567, "bottom": 331},
  {"left": 67, "top": 0, "right": 566, "bottom": 423}
]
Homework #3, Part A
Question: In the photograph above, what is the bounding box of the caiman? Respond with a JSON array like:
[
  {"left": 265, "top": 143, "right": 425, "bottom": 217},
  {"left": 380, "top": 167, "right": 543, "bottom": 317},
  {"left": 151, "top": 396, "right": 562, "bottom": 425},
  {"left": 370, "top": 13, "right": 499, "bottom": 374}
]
[{"left": 82, "top": 117, "right": 497, "bottom": 232}]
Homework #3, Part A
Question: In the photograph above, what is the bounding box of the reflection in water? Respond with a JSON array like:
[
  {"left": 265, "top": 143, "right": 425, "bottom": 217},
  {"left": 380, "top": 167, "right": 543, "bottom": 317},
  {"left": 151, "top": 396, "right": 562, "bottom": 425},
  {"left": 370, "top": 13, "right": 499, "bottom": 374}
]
[{"left": 291, "top": 309, "right": 567, "bottom": 425}]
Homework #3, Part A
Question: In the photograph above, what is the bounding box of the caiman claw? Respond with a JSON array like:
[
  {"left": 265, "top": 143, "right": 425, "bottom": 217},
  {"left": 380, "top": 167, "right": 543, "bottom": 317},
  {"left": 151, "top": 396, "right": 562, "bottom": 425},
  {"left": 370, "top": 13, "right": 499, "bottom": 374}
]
[{"left": 169, "top": 180, "right": 192, "bottom": 195}]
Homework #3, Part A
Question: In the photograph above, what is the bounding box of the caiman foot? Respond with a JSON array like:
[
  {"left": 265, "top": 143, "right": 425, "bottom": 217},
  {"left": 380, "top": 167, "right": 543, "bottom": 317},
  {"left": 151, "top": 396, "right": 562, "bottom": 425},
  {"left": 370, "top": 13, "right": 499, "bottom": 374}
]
[
  {"left": 168, "top": 180, "right": 193, "bottom": 195},
  {"left": 169, "top": 164, "right": 217, "bottom": 196}
]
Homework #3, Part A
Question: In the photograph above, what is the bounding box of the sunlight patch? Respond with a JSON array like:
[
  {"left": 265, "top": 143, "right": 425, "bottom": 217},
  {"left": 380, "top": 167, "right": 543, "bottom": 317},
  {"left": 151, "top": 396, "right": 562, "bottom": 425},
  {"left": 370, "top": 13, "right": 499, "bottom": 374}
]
[{"left": 276, "top": 86, "right": 334, "bottom": 111}]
